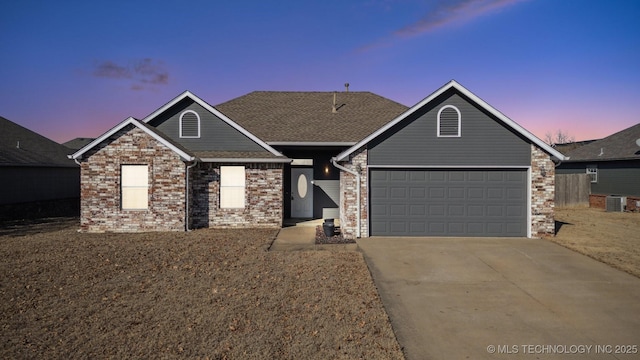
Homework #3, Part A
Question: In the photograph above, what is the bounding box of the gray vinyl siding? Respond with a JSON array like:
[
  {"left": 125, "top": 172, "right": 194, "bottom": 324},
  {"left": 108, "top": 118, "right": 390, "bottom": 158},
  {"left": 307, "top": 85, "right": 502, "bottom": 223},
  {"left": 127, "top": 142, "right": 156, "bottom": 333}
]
[
  {"left": 557, "top": 160, "right": 640, "bottom": 197},
  {"left": 313, "top": 180, "right": 339, "bottom": 218},
  {"left": 368, "top": 91, "right": 531, "bottom": 166},
  {"left": 149, "top": 98, "right": 267, "bottom": 152}
]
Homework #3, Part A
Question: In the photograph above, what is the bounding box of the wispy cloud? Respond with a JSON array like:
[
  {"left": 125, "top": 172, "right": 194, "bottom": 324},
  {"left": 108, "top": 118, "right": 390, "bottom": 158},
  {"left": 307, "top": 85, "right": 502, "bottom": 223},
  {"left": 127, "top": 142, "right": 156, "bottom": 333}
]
[
  {"left": 93, "top": 58, "right": 169, "bottom": 90},
  {"left": 358, "top": 0, "right": 526, "bottom": 52}
]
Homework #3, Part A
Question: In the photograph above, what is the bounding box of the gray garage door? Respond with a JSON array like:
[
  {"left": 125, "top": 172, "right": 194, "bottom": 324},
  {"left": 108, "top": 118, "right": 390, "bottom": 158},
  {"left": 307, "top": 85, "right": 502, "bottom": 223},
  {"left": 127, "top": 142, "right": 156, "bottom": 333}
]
[{"left": 370, "top": 169, "right": 527, "bottom": 237}]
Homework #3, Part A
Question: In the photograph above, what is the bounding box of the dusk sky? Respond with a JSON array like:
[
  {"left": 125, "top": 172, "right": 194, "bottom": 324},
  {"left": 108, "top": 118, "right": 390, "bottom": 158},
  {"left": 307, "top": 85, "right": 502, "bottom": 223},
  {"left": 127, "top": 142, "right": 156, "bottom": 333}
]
[{"left": 1, "top": 0, "right": 639, "bottom": 144}]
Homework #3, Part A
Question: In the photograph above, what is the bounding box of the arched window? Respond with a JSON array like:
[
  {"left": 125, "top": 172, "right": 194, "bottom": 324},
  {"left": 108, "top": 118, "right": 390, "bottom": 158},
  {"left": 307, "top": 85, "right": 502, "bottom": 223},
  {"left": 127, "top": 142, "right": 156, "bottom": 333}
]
[
  {"left": 437, "top": 105, "right": 461, "bottom": 137},
  {"left": 180, "top": 110, "right": 200, "bottom": 138}
]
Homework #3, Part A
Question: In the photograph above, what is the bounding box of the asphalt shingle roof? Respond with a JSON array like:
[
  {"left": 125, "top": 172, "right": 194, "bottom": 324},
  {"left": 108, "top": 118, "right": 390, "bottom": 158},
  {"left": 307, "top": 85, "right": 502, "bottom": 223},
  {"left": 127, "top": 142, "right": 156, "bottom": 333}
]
[
  {"left": 0, "top": 116, "right": 77, "bottom": 167},
  {"left": 565, "top": 122, "right": 640, "bottom": 162},
  {"left": 215, "top": 91, "right": 409, "bottom": 143}
]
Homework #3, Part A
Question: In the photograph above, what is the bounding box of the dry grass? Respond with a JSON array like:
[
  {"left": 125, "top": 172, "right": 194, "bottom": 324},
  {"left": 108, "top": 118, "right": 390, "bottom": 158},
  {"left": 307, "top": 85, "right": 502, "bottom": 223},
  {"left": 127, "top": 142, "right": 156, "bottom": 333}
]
[
  {"left": 552, "top": 206, "right": 640, "bottom": 278},
  {"left": 0, "top": 221, "right": 403, "bottom": 359}
]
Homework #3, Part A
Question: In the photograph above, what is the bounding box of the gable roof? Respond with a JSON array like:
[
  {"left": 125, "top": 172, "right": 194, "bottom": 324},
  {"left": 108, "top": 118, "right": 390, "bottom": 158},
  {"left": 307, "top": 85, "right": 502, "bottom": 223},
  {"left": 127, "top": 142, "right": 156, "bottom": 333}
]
[
  {"left": 142, "top": 91, "right": 283, "bottom": 157},
  {"left": 215, "top": 91, "right": 409, "bottom": 144},
  {"left": 0, "top": 116, "right": 77, "bottom": 167},
  {"left": 63, "top": 137, "right": 95, "bottom": 151},
  {"left": 69, "top": 117, "right": 196, "bottom": 161},
  {"left": 335, "top": 80, "right": 568, "bottom": 162},
  {"left": 563, "top": 122, "right": 640, "bottom": 162}
]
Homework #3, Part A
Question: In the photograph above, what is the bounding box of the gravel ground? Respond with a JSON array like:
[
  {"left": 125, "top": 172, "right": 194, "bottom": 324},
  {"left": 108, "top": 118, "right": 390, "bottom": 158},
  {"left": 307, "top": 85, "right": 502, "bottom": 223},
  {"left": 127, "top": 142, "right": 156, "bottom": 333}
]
[{"left": 0, "top": 220, "right": 403, "bottom": 359}]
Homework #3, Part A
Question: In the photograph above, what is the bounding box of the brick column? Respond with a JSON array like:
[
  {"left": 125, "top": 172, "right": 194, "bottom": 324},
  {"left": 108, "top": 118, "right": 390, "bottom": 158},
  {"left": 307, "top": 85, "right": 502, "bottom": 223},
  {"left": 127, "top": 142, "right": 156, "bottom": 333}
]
[
  {"left": 531, "top": 145, "right": 556, "bottom": 237},
  {"left": 339, "top": 147, "right": 368, "bottom": 239}
]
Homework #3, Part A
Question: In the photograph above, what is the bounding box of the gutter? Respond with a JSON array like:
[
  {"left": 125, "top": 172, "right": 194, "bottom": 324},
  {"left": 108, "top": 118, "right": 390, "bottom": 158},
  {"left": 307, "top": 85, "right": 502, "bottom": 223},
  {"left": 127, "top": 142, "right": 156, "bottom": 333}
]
[
  {"left": 331, "top": 157, "right": 361, "bottom": 238},
  {"left": 268, "top": 141, "right": 356, "bottom": 147},
  {"left": 198, "top": 158, "right": 292, "bottom": 163},
  {"left": 185, "top": 159, "right": 198, "bottom": 231}
]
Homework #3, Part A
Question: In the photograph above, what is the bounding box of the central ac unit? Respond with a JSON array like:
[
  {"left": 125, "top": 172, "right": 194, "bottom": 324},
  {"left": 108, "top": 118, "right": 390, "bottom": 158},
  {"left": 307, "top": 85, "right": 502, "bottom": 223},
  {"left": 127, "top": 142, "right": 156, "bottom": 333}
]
[{"left": 605, "top": 195, "right": 627, "bottom": 212}]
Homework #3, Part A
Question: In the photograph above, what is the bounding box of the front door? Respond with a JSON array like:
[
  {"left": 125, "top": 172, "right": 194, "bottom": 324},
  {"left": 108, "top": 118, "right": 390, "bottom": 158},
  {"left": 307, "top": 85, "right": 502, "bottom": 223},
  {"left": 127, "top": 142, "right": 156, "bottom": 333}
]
[{"left": 291, "top": 168, "right": 313, "bottom": 218}]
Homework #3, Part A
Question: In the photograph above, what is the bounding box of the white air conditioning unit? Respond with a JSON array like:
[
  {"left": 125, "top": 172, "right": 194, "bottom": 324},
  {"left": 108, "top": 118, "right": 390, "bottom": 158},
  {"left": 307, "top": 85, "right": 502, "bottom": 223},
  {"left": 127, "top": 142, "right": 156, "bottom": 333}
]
[{"left": 605, "top": 195, "right": 627, "bottom": 212}]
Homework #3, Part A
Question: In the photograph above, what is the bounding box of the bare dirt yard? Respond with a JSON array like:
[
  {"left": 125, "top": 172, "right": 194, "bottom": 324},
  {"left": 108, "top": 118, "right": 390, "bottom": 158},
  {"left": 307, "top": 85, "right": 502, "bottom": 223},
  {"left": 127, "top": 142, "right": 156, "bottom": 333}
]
[
  {"left": 0, "top": 220, "right": 403, "bottom": 359},
  {"left": 552, "top": 206, "right": 640, "bottom": 278}
]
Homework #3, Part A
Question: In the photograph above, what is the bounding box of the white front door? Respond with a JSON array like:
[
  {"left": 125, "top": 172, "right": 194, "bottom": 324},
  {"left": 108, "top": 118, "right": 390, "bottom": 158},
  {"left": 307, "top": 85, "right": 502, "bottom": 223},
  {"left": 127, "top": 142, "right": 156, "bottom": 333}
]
[{"left": 291, "top": 168, "right": 313, "bottom": 218}]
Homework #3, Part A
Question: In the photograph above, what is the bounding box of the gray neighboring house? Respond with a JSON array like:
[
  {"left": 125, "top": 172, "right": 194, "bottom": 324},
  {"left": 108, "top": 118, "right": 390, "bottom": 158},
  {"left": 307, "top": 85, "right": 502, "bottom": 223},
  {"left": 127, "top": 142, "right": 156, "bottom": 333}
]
[
  {"left": 70, "top": 80, "right": 566, "bottom": 237},
  {"left": 557, "top": 122, "right": 640, "bottom": 207},
  {"left": 63, "top": 137, "right": 95, "bottom": 151},
  {"left": 0, "top": 116, "right": 79, "bottom": 218}
]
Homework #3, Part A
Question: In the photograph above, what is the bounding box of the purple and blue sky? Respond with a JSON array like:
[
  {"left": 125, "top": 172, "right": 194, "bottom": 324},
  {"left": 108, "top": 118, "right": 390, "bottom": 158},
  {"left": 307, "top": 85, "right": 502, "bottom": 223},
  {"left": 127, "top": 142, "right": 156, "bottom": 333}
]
[{"left": 1, "top": 0, "right": 639, "bottom": 144}]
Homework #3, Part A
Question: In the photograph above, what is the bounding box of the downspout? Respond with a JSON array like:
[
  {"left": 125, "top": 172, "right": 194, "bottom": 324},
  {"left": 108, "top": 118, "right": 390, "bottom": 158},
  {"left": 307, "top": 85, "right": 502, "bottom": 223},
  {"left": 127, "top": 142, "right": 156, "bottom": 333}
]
[
  {"left": 185, "top": 159, "right": 198, "bottom": 231},
  {"left": 331, "top": 157, "right": 361, "bottom": 238}
]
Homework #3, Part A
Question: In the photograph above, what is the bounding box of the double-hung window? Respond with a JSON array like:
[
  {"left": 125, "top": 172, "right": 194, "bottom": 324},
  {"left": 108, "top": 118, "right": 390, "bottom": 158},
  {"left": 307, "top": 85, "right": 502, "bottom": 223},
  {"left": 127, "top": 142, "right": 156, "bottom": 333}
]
[
  {"left": 121, "top": 165, "right": 149, "bottom": 210},
  {"left": 220, "top": 166, "right": 245, "bottom": 208}
]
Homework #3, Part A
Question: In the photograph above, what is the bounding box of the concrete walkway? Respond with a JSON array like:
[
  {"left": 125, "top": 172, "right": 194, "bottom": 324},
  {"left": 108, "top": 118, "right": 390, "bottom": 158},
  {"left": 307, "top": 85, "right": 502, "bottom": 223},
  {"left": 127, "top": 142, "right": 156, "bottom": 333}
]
[
  {"left": 357, "top": 237, "right": 640, "bottom": 360},
  {"left": 269, "top": 219, "right": 357, "bottom": 251}
]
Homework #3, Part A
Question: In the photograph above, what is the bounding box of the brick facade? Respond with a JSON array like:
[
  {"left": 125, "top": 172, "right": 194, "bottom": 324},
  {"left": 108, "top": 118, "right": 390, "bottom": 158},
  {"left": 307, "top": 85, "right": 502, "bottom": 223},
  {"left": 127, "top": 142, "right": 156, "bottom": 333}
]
[
  {"left": 190, "top": 163, "right": 283, "bottom": 229},
  {"left": 80, "top": 125, "right": 284, "bottom": 232},
  {"left": 79, "top": 125, "right": 187, "bottom": 232},
  {"left": 338, "top": 147, "right": 368, "bottom": 239},
  {"left": 530, "top": 144, "right": 556, "bottom": 238}
]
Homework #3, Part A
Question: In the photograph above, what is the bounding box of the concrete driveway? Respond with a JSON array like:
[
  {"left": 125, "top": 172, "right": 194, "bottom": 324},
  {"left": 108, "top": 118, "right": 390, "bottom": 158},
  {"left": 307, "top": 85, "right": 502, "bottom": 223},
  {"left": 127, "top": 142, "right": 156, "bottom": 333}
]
[{"left": 357, "top": 237, "right": 640, "bottom": 360}]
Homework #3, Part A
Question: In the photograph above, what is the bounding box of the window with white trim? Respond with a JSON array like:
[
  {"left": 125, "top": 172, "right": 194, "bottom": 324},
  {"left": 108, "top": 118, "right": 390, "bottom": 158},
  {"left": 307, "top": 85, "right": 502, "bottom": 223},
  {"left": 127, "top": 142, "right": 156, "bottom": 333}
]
[
  {"left": 180, "top": 110, "right": 200, "bottom": 138},
  {"left": 220, "top": 166, "right": 245, "bottom": 208},
  {"left": 121, "top": 165, "right": 149, "bottom": 210},
  {"left": 437, "top": 105, "right": 461, "bottom": 137},
  {"left": 586, "top": 165, "right": 598, "bottom": 183}
]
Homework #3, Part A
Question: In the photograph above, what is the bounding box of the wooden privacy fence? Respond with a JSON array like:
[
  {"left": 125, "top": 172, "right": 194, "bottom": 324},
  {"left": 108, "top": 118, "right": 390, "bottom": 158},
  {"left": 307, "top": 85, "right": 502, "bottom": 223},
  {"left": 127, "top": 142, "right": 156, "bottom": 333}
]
[{"left": 555, "top": 173, "right": 590, "bottom": 207}]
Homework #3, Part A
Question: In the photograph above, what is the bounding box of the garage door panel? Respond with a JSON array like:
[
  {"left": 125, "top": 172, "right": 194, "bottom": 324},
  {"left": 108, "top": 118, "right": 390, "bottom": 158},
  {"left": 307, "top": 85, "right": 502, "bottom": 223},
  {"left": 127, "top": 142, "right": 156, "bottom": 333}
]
[
  {"left": 448, "top": 204, "right": 465, "bottom": 216},
  {"left": 487, "top": 205, "right": 503, "bottom": 217},
  {"left": 390, "top": 187, "right": 406, "bottom": 198},
  {"left": 429, "top": 187, "right": 446, "bottom": 198},
  {"left": 487, "top": 188, "right": 504, "bottom": 199},
  {"left": 390, "top": 204, "right": 406, "bottom": 216},
  {"left": 448, "top": 187, "right": 465, "bottom": 198},
  {"left": 449, "top": 171, "right": 465, "bottom": 181},
  {"left": 370, "top": 169, "right": 527, "bottom": 237},
  {"left": 429, "top": 172, "right": 446, "bottom": 181},
  {"left": 410, "top": 187, "right": 426, "bottom": 199},
  {"left": 429, "top": 204, "right": 445, "bottom": 216},
  {"left": 410, "top": 205, "right": 426, "bottom": 216},
  {"left": 390, "top": 172, "right": 407, "bottom": 181},
  {"left": 468, "top": 205, "right": 484, "bottom": 217},
  {"left": 410, "top": 222, "right": 426, "bottom": 233},
  {"left": 410, "top": 172, "right": 426, "bottom": 181},
  {"left": 371, "top": 204, "right": 388, "bottom": 216},
  {"left": 390, "top": 221, "right": 407, "bottom": 233}
]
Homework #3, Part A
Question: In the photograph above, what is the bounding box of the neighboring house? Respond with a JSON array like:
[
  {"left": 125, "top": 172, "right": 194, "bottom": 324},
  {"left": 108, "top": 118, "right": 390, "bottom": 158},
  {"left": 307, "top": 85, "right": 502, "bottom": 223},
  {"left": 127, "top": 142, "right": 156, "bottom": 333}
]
[
  {"left": 557, "top": 123, "right": 640, "bottom": 208},
  {"left": 0, "top": 116, "right": 79, "bottom": 218},
  {"left": 553, "top": 139, "right": 597, "bottom": 154},
  {"left": 63, "top": 137, "right": 95, "bottom": 151},
  {"left": 70, "top": 80, "right": 566, "bottom": 237}
]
